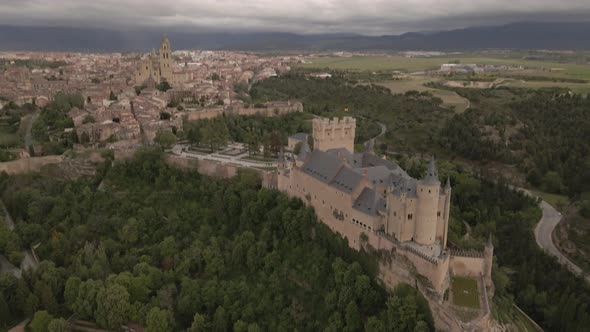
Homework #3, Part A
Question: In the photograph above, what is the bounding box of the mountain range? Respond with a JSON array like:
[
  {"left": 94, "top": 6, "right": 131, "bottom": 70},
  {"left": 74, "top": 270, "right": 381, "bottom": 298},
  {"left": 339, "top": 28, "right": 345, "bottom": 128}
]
[{"left": 0, "top": 22, "right": 589, "bottom": 52}]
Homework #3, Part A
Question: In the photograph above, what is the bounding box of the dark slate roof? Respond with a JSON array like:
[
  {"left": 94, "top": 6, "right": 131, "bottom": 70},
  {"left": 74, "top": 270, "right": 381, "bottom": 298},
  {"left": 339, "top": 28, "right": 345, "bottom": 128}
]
[
  {"left": 326, "top": 147, "right": 354, "bottom": 162},
  {"left": 353, "top": 187, "right": 386, "bottom": 216},
  {"left": 301, "top": 150, "right": 343, "bottom": 183},
  {"left": 331, "top": 167, "right": 362, "bottom": 193},
  {"left": 297, "top": 141, "right": 311, "bottom": 161},
  {"left": 353, "top": 166, "right": 391, "bottom": 186},
  {"left": 289, "top": 132, "right": 309, "bottom": 141},
  {"left": 392, "top": 177, "right": 418, "bottom": 197}
]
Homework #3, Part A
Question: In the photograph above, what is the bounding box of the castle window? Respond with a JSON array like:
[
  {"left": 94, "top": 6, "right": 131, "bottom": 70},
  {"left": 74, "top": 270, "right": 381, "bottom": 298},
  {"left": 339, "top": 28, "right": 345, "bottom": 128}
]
[
  {"left": 393, "top": 211, "right": 397, "bottom": 216},
  {"left": 437, "top": 211, "right": 441, "bottom": 217},
  {"left": 428, "top": 190, "right": 431, "bottom": 193},
  {"left": 408, "top": 214, "right": 413, "bottom": 220}
]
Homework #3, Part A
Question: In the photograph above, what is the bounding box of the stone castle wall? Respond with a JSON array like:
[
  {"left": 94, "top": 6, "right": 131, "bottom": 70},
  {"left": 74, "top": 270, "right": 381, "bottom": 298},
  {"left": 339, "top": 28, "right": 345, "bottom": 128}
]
[
  {"left": 0, "top": 155, "right": 64, "bottom": 175},
  {"left": 449, "top": 249, "right": 487, "bottom": 278},
  {"left": 185, "top": 102, "right": 303, "bottom": 122}
]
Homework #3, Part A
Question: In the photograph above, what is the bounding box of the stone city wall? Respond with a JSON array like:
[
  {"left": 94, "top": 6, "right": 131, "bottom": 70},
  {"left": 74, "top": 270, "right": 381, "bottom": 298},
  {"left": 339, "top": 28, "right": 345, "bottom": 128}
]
[
  {"left": 186, "top": 102, "right": 303, "bottom": 122},
  {"left": 0, "top": 155, "right": 63, "bottom": 175}
]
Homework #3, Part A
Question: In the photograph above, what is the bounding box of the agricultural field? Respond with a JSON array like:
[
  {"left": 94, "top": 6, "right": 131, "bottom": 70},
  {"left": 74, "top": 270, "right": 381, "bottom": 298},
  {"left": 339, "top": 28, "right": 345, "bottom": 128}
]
[
  {"left": 376, "top": 76, "right": 470, "bottom": 113},
  {"left": 301, "top": 55, "right": 590, "bottom": 80},
  {"left": 497, "top": 80, "right": 590, "bottom": 94}
]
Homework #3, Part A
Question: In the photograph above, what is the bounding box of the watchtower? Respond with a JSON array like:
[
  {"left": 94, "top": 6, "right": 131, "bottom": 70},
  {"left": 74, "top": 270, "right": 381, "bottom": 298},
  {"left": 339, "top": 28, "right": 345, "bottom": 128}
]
[{"left": 312, "top": 117, "right": 356, "bottom": 153}]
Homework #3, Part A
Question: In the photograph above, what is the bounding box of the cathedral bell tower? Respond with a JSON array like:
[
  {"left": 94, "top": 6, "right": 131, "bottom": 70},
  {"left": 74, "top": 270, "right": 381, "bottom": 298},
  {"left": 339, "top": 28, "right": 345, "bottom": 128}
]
[{"left": 159, "top": 35, "right": 173, "bottom": 83}]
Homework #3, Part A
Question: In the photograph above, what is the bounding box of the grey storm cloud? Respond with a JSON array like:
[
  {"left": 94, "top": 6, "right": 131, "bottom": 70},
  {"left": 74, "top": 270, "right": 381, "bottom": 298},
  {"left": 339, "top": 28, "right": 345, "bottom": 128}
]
[{"left": 1, "top": 0, "right": 590, "bottom": 34}]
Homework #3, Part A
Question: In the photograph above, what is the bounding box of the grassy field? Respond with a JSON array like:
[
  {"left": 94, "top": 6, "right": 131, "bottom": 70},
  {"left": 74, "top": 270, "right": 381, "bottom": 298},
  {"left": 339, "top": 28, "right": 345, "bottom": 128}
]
[
  {"left": 301, "top": 55, "right": 590, "bottom": 80},
  {"left": 376, "top": 77, "right": 470, "bottom": 113},
  {"left": 0, "top": 132, "right": 19, "bottom": 148},
  {"left": 451, "top": 277, "right": 480, "bottom": 309},
  {"left": 530, "top": 189, "right": 570, "bottom": 211},
  {"left": 498, "top": 80, "right": 590, "bottom": 94}
]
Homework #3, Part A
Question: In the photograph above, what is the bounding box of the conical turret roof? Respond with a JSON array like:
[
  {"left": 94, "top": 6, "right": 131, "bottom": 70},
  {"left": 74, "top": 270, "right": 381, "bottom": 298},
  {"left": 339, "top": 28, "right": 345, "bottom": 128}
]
[{"left": 422, "top": 156, "right": 440, "bottom": 185}]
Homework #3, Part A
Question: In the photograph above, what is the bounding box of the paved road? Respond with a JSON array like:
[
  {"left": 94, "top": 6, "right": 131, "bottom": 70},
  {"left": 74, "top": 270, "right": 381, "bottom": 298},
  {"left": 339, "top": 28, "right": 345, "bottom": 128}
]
[{"left": 534, "top": 200, "right": 590, "bottom": 282}]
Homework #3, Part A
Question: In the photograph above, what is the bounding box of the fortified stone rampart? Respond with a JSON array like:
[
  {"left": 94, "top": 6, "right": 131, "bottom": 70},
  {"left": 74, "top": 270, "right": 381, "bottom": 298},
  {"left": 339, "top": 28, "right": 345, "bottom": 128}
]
[
  {"left": 0, "top": 155, "right": 63, "bottom": 175},
  {"left": 185, "top": 101, "right": 303, "bottom": 121}
]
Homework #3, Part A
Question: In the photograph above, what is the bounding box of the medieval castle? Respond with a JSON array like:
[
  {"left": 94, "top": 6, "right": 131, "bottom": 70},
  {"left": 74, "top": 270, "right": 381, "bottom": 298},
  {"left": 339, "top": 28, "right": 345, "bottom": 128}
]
[{"left": 277, "top": 116, "right": 493, "bottom": 298}]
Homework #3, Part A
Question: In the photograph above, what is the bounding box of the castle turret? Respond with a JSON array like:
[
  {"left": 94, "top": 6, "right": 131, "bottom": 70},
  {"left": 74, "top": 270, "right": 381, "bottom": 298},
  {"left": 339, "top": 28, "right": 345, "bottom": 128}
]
[
  {"left": 414, "top": 157, "right": 440, "bottom": 245},
  {"left": 484, "top": 233, "right": 494, "bottom": 287},
  {"left": 442, "top": 176, "right": 452, "bottom": 248}
]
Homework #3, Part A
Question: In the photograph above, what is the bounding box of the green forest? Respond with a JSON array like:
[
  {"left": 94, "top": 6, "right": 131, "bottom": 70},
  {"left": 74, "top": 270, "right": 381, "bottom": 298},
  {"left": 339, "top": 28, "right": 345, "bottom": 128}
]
[
  {"left": 249, "top": 72, "right": 451, "bottom": 153},
  {"left": 439, "top": 87, "right": 590, "bottom": 199},
  {"left": 0, "top": 149, "right": 433, "bottom": 331},
  {"left": 182, "top": 112, "right": 380, "bottom": 155}
]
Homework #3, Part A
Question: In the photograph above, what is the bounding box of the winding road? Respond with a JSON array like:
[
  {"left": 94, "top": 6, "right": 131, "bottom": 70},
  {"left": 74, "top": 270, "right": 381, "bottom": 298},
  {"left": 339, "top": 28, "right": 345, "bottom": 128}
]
[{"left": 534, "top": 199, "right": 590, "bottom": 282}]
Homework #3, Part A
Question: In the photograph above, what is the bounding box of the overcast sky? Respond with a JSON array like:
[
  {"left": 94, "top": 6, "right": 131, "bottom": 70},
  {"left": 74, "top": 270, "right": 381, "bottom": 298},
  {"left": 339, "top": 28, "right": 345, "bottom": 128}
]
[{"left": 1, "top": 0, "right": 590, "bottom": 35}]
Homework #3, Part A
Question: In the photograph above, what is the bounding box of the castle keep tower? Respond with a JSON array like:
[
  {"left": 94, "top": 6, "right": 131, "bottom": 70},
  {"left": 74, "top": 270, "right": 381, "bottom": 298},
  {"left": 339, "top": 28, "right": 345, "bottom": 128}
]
[
  {"left": 414, "top": 158, "right": 441, "bottom": 245},
  {"left": 312, "top": 117, "right": 356, "bottom": 153}
]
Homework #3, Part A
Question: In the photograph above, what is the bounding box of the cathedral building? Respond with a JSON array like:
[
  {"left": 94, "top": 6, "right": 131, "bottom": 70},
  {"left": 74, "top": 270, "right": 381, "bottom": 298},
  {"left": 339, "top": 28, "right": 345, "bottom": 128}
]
[
  {"left": 277, "top": 116, "right": 493, "bottom": 298},
  {"left": 135, "top": 36, "right": 174, "bottom": 86}
]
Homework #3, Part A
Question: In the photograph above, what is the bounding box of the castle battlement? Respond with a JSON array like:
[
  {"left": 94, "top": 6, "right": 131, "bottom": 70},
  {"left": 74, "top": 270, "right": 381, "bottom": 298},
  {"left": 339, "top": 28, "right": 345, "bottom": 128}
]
[
  {"left": 450, "top": 248, "right": 484, "bottom": 258},
  {"left": 313, "top": 116, "right": 356, "bottom": 127},
  {"left": 312, "top": 116, "right": 356, "bottom": 153}
]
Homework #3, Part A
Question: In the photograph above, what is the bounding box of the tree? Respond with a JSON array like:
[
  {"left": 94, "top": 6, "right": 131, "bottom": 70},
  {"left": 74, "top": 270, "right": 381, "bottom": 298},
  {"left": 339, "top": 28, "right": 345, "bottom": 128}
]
[
  {"left": 64, "top": 277, "right": 81, "bottom": 310},
  {"left": 30, "top": 310, "right": 54, "bottom": 332},
  {"left": 364, "top": 316, "right": 386, "bottom": 332},
  {"left": 146, "top": 307, "right": 172, "bottom": 332},
  {"left": 190, "top": 313, "right": 207, "bottom": 331},
  {"left": 542, "top": 171, "right": 563, "bottom": 193},
  {"left": 154, "top": 130, "right": 177, "bottom": 149},
  {"left": 156, "top": 81, "right": 172, "bottom": 92},
  {"left": 48, "top": 318, "right": 69, "bottom": 332},
  {"left": 95, "top": 284, "right": 130, "bottom": 329},
  {"left": 213, "top": 306, "right": 227, "bottom": 332},
  {"left": 0, "top": 296, "right": 10, "bottom": 328},
  {"left": 344, "top": 301, "right": 361, "bottom": 332},
  {"left": 109, "top": 91, "right": 118, "bottom": 101},
  {"left": 414, "top": 320, "right": 429, "bottom": 332}
]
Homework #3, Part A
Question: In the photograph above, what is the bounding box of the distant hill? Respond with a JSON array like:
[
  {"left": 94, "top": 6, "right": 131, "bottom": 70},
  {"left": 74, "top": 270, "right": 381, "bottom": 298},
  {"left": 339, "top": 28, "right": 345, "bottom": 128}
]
[{"left": 0, "top": 22, "right": 589, "bottom": 52}]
